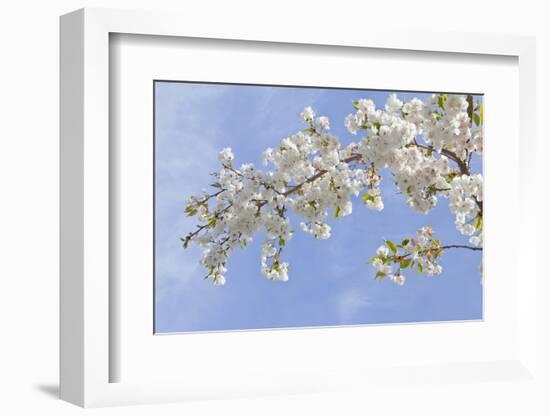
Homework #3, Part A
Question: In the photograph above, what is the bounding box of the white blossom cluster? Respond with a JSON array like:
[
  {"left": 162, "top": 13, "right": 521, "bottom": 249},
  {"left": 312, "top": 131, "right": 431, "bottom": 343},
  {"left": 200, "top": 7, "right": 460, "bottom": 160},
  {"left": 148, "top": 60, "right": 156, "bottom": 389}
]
[
  {"left": 344, "top": 93, "right": 483, "bottom": 240},
  {"left": 372, "top": 245, "right": 406, "bottom": 286},
  {"left": 183, "top": 93, "right": 483, "bottom": 285},
  {"left": 371, "top": 226, "right": 452, "bottom": 285},
  {"left": 448, "top": 174, "right": 483, "bottom": 246}
]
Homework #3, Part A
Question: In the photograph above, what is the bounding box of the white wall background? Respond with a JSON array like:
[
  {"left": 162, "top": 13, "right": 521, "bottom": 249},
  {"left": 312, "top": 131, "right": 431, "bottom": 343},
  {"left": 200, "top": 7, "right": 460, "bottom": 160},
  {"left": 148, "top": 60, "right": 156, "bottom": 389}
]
[{"left": 0, "top": 1, "right": 548, "bottom": 414}]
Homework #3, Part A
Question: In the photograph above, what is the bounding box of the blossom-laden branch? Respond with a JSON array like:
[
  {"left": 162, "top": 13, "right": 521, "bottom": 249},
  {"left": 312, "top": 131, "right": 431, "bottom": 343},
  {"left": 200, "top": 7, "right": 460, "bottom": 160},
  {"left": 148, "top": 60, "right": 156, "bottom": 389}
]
[
  {"left": 370, "top": 226, "right": 482, "bottom": 285},
  {"left": 182, "top": 94, "right": 483, "bottom": 285}
]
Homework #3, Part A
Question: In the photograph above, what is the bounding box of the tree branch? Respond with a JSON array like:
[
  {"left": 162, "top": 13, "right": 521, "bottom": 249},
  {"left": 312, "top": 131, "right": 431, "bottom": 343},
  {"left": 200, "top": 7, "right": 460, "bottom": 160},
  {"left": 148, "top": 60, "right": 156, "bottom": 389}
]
[
  {"left": 439, "top": 244, "right": 482, "bottom": 251},
  {"left": 409, "top": 141, "right": 483, "bottom": 215},
  {"left": 410, "top": 142, "right": 470, "bottom": 175},
  {"left": 257, "top": 153, "right": 363, "bottom": 208},
  {"left": 397, "top": 243, "right": 482, "bottom": 260}
]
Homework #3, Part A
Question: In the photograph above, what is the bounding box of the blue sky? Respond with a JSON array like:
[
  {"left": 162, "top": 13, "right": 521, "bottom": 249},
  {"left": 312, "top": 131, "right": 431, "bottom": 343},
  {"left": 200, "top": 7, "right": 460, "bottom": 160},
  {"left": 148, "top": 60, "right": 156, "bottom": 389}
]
[{"left": 154, "top": 81, "right": 483, "bottom": 333}]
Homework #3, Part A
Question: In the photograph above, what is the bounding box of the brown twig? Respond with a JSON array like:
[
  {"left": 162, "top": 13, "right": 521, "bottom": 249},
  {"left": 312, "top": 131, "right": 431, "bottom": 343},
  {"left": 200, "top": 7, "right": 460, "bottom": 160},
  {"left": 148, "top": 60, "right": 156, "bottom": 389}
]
[{"left": 257, "top": 153, "right": 363, "bottom": 208}]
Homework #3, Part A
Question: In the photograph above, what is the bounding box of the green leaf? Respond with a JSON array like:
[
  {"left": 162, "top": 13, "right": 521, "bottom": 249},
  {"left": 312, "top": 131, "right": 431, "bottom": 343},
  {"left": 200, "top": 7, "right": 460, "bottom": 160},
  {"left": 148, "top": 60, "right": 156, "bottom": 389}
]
[
  {"left": 385, "top": 240, "right": 397, "bottom": 254},
  {"left": 361, "top": 192, "right": 375, "bottom": 203},
  {"left": 409, "top": 261, "right": 415, "bottom": 271},
  {"left": 479, "top": 103, "right": 484, "bottom": 124},
  {"left": 375, "top": 271, "right": 386, "bottom": 280},
  {"left": 333, "top": 206, "right": 341, "bottom": 218},
  {"left": 279, "top": 238, "right": 286, "bottom": 247},
  {"left": 417, "top": 262, "right": 423, "bottom": 276},
  {"left": 302, "top": 128, "right": 315, "bottom": 134},
  {"left": 208, "top": 217, "right": 217, "bottom": 227},
  {"left": 352, "top": 101, "right": 359, "bottom": 110},
  {"left": 401, "top": 239, "right": 410, "bottom": 246},
  {"left": 475, "top": 215, "right": 483, "bottom": 231},
  {"left": 185, "top": 208, "right": 198, "bottom": 217},
  {"left": 368, "top": 255, "right": 379, "bottom": 264},
  {"left": 400, "top": 258, "right": 411, "bottom": 269},
  {"left": 437, "top": 94, "right": 447, "bottom": 109},
  {"left": 210, "top": 182, "right": 222, "bottom": 189},
  {"left": 473, "top": 112, "right": 481, "bottom": 126}
]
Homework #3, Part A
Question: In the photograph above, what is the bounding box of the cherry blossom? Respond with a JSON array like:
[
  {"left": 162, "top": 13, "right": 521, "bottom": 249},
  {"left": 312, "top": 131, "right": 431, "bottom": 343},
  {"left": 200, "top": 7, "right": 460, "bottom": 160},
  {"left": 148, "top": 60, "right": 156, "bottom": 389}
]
[{"left": 182, "top": 93, "right": 483, "bottom": 285}]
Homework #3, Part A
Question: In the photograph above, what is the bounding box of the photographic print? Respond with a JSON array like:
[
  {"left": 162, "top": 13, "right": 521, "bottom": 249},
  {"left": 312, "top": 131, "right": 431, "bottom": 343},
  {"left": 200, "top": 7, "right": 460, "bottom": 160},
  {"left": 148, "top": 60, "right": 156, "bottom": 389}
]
[{"left": 154, "top": 81, "right": 483, "bottom": 333}]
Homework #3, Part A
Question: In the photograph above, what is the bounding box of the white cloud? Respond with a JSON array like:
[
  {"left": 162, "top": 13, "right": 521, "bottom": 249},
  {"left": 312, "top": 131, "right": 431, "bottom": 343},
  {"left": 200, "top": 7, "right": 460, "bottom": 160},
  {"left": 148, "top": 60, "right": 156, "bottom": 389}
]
[{"left": 336, "top": 288, "right": 371, "bottom": 322}]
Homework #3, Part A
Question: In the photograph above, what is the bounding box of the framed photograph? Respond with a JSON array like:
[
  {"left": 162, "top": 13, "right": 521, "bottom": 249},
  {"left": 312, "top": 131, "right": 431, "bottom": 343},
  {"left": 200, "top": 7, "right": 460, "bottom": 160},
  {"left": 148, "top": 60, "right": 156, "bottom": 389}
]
[{"left": 60, "top": 8, "right": 538, "bottom": 407}]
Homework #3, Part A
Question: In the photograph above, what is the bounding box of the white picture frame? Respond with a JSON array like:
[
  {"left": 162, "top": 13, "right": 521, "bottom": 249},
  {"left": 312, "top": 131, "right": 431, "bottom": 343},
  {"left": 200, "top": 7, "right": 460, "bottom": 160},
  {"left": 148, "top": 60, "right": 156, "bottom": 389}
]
[{"left": 60, "top": 7, "right": 538, "bottom": 408}]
